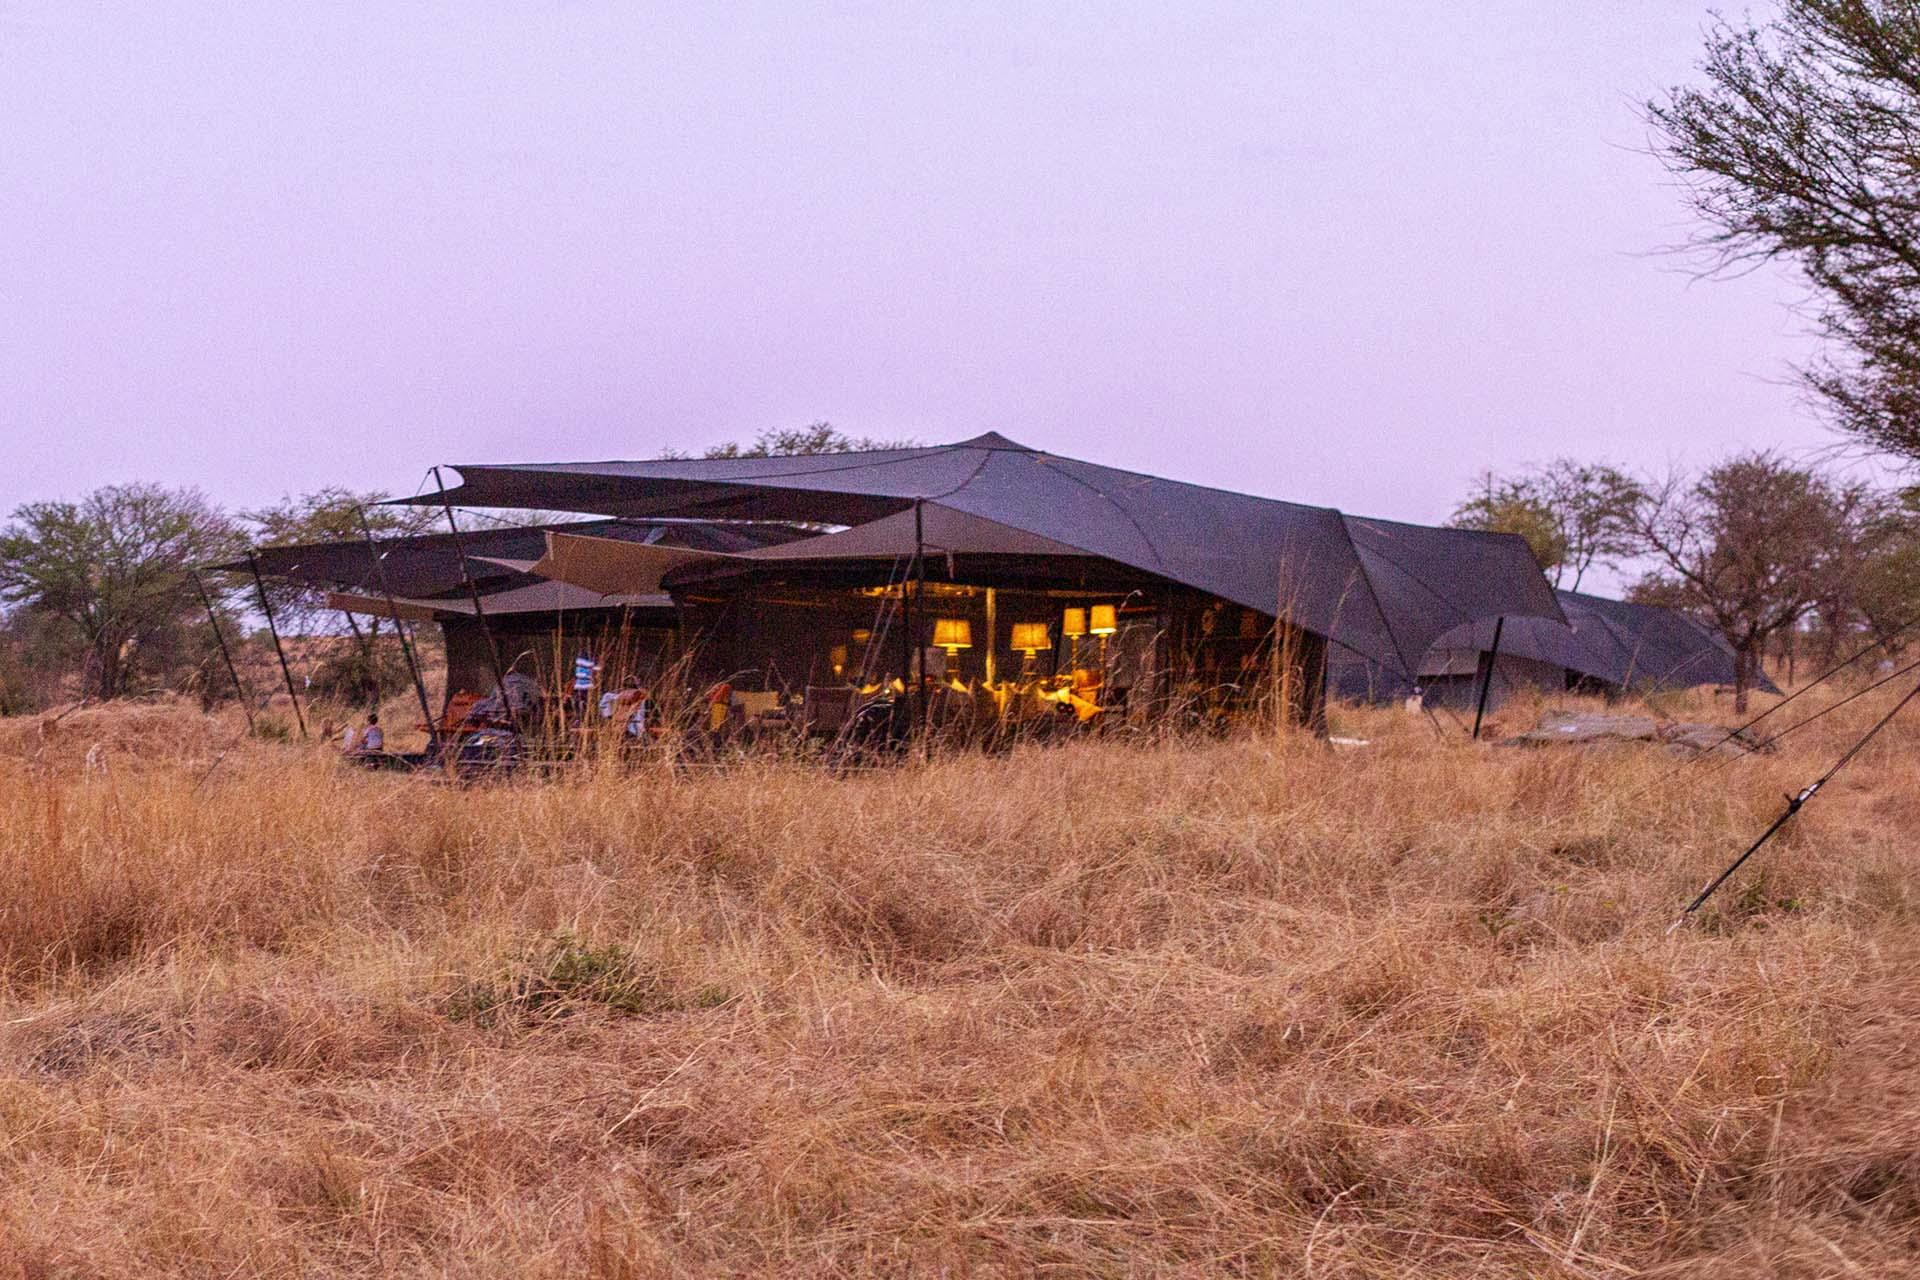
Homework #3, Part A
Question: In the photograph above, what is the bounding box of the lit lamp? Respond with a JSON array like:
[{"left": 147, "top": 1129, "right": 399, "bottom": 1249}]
[
  {"left": 829, "top": 644, "right": 849, "bottom": 679},
  {"left": 932, "top": 618, "right": 972, "bottom": 653},
  {"left": 932, "top": 617, "right": 972, "bottom": 682},
  {"left": 1010, "top": 621, "right": 1050, "bottom": 679},
  {"left": 1062, "top": 607, "right": 1088, "bottom": 671},
  {"left": 1090, "top": 602, "right": 1118, "bottom": 668}
]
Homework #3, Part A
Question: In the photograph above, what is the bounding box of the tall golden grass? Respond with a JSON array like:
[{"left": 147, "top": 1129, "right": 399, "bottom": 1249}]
[{"left": 1, "top": 684, "right": 1918, "bottom": 1276}]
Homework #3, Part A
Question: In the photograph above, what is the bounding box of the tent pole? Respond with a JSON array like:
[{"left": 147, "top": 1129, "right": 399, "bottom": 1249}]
[
  {"left": 341, "top": 608, "right": 373, "bottom": 661},
  {"left": 246, "top": 552, "right": 308, "bottom": 738},
  {"left": 193, "top": 570, "right": 255, "bottom": 733},
  {"left": 984, "top": 587, "right": 996, "bottom": 688},
  {"left": 914, "top": 499, "right": 927, "bottom": 736},
  {"left": 356, "top": 509, "right": 438, "bottom": 748},
  {"left": 1472, "top": 615, "right": 1506, "bottom": 741},
  {"left": 431, "top": 467, "right": 519, "bottom": 736},
  {"left": 340, "top": 608, "right": 379, "bottom": 711}
]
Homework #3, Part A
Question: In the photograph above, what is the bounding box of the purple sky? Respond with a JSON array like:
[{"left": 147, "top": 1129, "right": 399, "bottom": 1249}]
[{"left": 4, "top": 2, "right": 1836, "bottom": 538}]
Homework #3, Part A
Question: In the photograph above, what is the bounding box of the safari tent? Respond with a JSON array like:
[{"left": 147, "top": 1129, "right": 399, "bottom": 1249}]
[
  {"left": 1330, "top": 587, "right": 1778, "bottom": 710},
  {"left": 408, "top": 432, "right": 1568, "bottom": 728}
]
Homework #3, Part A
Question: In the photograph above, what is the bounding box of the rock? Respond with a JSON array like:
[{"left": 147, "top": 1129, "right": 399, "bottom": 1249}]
[{"left": 1498, "top": 709, "right": 1767, "bottom": 756}]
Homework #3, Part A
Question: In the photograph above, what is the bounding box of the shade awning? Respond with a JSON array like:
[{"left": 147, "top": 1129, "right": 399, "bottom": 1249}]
[
  {"left": 325, "top": 591, "right": 450, "bottom": 623},
  {"left": 326, "top": 579, "right": 670, "bottom": 621},
  {"left": 221, "top": 518, "right": 816, "bottom": 599},
  {"left": 529, "top": 533, "right": 734, "bottom": 597}
]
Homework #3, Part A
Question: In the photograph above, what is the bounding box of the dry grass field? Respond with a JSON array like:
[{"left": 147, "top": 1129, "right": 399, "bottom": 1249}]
[{"left": 0, "top": 686, "right": 1917, "bottom": 1277}]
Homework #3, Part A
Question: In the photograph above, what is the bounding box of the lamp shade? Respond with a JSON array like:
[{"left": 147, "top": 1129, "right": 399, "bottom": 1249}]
[
  {"left": 1010, "top": 621, "right": 1050, "bottom": 654},
  {"left": 1089, "top": 604, "right": 1118, "bottom": 635},
  {"left": 828, "top": 644, "right": 849, "bottom": 670},
  {"left": 1061, "top": 607, "right": 1088, "bottom": 638},
  {"left": 932, "top": 617, "right": 973, "bottom": 650}
]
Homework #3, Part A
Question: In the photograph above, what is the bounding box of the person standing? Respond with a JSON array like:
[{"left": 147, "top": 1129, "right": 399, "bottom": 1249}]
[{"left": 572, "top": 648, "right": 598, "bottom": 715}]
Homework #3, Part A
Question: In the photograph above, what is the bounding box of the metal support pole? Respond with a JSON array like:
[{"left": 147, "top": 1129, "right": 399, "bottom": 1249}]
[
  {"left": 245, "top": 552, "right": 307, "bottom": 738},
  {"left": 431, "top": 467, "right": 518, "bottom": 735},
  {"left": 357, "top": 509, "right": 438, "bottom": 745},
  {"left": 1471, "top": 615, "right": 1506, "bottom": 741},
  {"left": 193, "top": 570, "right": 255, "bottom": 733},
  {"left": 913, "top": 499, "right": 927, "bottom": 732}
]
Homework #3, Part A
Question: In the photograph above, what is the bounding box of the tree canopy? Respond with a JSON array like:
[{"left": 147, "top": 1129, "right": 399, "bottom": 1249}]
[
  {"left": 1627, "top": 451, "right": 1873, "bottom": 710},
  {"left": 687, "top": 422, "right": 920, "bottom": 459},
  {"left": 1651, "top": 2, "right": 1920, "bottom": 462},
  {"left": 1449, "top": 460, "right": 1639, "bottom": 589},
  {"left": 0, "top": 484, "right": 243, "bottom": 699}
]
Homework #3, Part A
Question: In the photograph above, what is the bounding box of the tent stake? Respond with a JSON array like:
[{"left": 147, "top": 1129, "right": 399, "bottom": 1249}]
[
  {"left": 1472, "top": 615, "right": 1506, "bottom": 741},
  {"left": 193, "top": 570, "right": 255, "bottom": 733},
  {"left": 1672, "top": 673, "right": 1920, "bottom": 929},
  {"left": 246, "top": 551, "right": 308, "bottom": 738},
  {"left": 431, "top": 467, "right": 519, "bottom": 736},
  {"left": 356, "top": 509, "right": 439, "bottom": 749}
]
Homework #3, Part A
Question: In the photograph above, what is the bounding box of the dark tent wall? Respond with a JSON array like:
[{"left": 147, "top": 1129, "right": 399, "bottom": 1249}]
[{"left": 1415, "top": 650, "right": 1569, "bottom": 713}]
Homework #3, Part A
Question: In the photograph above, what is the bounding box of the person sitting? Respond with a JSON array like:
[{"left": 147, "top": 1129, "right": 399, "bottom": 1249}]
[
  {"left": 353, "top": 712, "right": 385, "bottom": 755},
  {"left": 614, "top": 678, "right": 649, "bottom": 738}
]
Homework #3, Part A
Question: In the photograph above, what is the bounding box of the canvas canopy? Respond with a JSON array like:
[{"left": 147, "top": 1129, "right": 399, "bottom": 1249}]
[
  {"left": 415, "top": 433, "right": 1563, "bottom": 677},
  {"left": 219, "top": 517, "right": 810, "bottom": 600},
  {"left": 326, "top": 578, "right": 667, "bottom": 622},
  {"left": 1333, "top": 588, "right": 1778, "bottom": 702},
  {"left": 1428, "top": 589, "right": 1779, "bottom": 695}
]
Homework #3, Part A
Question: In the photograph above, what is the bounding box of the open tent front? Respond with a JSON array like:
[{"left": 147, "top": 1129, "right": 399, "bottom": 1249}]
[
  {"left": 222, "top": 518, "right": 818, "bottom": 716},
  {"left": 413, "top": 433, "right": 1567, "bottom": 714},
  {"left": 517, "top": 514, "right": 1293, "bottom": 729}
]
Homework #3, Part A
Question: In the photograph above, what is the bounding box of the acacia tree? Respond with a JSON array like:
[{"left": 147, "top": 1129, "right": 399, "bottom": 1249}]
[
  {"left": 1627, "top": 452, "right": 1871, "bottom": 711},
  {"left": 0, "top": 484, "right": 243, "bottom": 699},
  {"left": 1650, "top": 2, "right": 1920, "bottom": 461},
  {"left": 691, "top": 421, "right": 919, "bottom": 459},
  {"left": 1850, "top": 487, "right": 1920, "bottom": 649},
  {"left": 1450, "top": 460, "right": 1640, "bottom": 589}
]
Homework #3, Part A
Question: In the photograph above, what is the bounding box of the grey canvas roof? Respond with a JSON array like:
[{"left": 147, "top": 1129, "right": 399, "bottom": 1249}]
[
  {"left": 415, "top": 432, "right": 1564, "bottom": 676},
  {"left": 1335, "top": 588, "right": 1779, "bottom": 699},
  {"left": 220, "top": 517, "right": 811, "bottom": 599},
  {"left": 1431, "top": 589, "right": 1780, "bottom": 695}
]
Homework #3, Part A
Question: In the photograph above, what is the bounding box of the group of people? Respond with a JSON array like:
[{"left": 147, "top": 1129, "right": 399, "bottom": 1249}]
[{"left": 575, "top": 650, "right": 650, "bottom": 738}]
